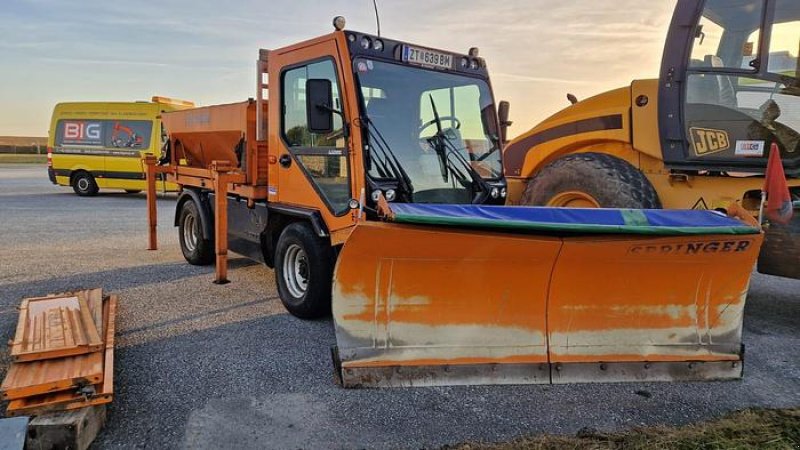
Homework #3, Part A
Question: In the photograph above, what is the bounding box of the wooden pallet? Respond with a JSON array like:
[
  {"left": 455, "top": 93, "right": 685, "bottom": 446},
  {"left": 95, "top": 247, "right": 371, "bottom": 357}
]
[
  {"left": 5, "top": 295, "right": 116, "bottom": 417},
  {"left": 10, "top": 289, "right": 104, "bottom": 362}
]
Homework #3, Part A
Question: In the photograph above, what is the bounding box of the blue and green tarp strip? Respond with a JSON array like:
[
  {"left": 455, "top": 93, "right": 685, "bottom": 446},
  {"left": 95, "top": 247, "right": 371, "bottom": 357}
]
[{"left": 388, "top": 204, "right": 761, "bottom": 236}]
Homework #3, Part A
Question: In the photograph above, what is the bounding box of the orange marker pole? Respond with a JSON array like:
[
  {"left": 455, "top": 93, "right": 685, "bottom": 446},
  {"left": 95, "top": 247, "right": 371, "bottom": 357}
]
[
  {"left": 212, "top": 161, "right": 232, "bottom": 284},
  {"left": 144, "top": 155, "right": 158, "bottom": 251}
]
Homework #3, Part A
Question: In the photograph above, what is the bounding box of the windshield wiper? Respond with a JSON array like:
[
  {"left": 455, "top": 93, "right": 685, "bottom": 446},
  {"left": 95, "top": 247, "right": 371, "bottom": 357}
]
[
  {"left": 428, "top": 95, "right": 493, "bottom": 203},
  {"left": 362, "top": 117, "right": 414, "bottom": 199},
  {"left": 428, "top": 95, "right": 451, "bottom": 183}
]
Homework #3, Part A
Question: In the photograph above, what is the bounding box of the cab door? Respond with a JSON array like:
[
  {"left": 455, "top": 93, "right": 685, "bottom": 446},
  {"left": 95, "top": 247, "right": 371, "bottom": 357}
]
[{"left": 269, "top": 39, "right": 356, "bottom": 233}]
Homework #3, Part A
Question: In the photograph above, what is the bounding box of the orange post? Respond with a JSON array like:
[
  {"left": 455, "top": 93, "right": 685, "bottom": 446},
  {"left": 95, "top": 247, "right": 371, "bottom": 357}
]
[
  {"left": 143, "top": 155, "right": 158, "bottom": 251},
  {"left": 211, "top": 161, "right": 235, "bottom": 284}
]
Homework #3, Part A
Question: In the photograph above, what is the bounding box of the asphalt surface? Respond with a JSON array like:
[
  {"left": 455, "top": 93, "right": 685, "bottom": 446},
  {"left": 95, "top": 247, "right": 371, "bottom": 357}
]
[{"left": 0, "top": 164, "right": 798, "bottom": 449}]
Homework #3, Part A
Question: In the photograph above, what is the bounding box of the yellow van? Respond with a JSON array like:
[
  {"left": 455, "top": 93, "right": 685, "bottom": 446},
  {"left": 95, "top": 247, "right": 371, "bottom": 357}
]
[{"left": 47, "top": 97, "right": 193, "bottom": 196}]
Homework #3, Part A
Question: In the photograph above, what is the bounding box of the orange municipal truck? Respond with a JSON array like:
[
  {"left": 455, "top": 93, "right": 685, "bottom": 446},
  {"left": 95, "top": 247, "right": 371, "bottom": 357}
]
[{"left": 144, "top": 18, "right": 764, "bottom": 388}]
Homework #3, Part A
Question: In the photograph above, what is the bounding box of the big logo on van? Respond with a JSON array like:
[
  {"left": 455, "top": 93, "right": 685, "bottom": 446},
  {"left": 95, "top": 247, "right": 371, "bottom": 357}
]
[
  {"left": 62, "top": 121, "right": 103, "bottom": 145},
  {"left": 690, "top": 127, "right": 730, "bottom": 156}
]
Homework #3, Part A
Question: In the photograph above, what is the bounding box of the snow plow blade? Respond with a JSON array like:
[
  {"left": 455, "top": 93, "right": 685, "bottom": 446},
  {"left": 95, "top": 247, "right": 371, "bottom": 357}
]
[{"left": 332, "top": 205, "right": 763, "bottom": 388}]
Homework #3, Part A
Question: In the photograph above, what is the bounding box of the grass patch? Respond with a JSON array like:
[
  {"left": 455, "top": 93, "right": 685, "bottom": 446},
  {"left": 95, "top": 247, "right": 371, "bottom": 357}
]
[
  {"left": 0, "top": 154, "right": 47, "bottom": 164},
  {"left": 446, "top": 408, "right": 799, "bottom": 450}
]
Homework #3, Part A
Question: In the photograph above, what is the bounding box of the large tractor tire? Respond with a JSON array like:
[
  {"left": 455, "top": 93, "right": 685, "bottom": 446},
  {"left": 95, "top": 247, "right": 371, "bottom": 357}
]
[
  {"left": 521, "top": 153, "right": 661, "bottom": 209},
  {"left": 178, "top": 200, "right": 215, "bottom": 266},
  {"left": 275, "top": 222, "right": 334, "bottom": 319}
]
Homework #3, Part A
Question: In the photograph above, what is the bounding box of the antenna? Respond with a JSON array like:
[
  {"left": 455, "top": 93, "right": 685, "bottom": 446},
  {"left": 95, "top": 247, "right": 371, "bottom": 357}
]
[{"left": 372, "top": 0, "right": 381, "bottom": 36}]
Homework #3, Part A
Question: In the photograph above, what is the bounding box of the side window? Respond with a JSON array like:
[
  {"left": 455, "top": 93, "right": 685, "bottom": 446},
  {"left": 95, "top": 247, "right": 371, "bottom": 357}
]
[
  {"left": 281, "top": 59, "right": 351, "bottom": 214},
  {"left": 689, "top": 0, "right": 763, "bottom": 71},
  {"left": 283, "top": 60, "right": 344, "bottom": 148},
  {"left": 767, "top": 0, "right": 799, "bottom": 78}
]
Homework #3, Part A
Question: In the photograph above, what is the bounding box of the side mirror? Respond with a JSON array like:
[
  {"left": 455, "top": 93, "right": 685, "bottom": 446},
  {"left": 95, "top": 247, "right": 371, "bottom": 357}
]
[
  {"left": 498, "top": 101, "right": 512, "bottom": 144},
  {"left": 306, "top": 79, "right": 334, "bottom": 134}
]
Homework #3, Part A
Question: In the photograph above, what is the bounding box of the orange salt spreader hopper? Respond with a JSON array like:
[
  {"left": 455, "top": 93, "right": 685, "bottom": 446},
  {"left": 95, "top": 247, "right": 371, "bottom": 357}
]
[{"left": 331, "top": 203, "right": 763, "bottom": 388}]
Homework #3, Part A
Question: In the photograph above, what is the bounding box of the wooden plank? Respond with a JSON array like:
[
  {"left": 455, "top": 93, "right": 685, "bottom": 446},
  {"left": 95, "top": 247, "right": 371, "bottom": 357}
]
[
  {"left": 77, "top": 296, "right": 103, "bottom": 349},
  {"left": 10, "top": 299, "right": 29, "bottom": 353},
  {"left": 5, "top": 295, "right": 117, "bottom": 416},
  {"left": 5, "top": 389, "right": 112, "bottom": 417},
  {"left": 101, "top": 296, "right": 117, "bottom": 397},
  {"left": 1, "top": 351, "right": 103, "bottom": 400},
  {"left": 83, "top": 289, "right": 104, "bottom": 335},
  {"left": 10, "top": 294, "right": 104, "bottom": 362}
]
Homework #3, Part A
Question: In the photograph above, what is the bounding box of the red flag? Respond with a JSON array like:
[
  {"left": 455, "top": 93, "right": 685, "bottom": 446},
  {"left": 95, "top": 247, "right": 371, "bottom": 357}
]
[{"left": 763, "top": 143, "right": 794, "bottom": 225}]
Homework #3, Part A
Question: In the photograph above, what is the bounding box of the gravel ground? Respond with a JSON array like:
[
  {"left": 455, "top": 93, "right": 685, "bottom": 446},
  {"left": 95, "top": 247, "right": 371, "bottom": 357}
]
[{"left": 0, "top": 164, "right": 798, "bottom": 449}]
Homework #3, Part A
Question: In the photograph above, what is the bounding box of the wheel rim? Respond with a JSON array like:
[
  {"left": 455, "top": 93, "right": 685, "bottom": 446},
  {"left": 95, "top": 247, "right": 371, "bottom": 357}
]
[
  {"left": 76, "top": 177, "right": 89, "bottom": 192},
  {"left": 547, "top": 191, "right": 601, "bottom": 208},
  {"left": 283, "top": 244, "right": 309, "bottom": 298},
  {"left": 183, "top": 214, "right": 198, "bottom": 252}
]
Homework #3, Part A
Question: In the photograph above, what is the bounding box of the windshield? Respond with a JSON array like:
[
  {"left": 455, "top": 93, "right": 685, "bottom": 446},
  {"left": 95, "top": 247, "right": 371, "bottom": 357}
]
[{"left": 355, "top": 58, "right": 503, "bottom": 203}]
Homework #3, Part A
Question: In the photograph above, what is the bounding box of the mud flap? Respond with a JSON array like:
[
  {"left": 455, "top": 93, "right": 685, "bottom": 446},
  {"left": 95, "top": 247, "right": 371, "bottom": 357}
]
[
  {"left": 757, "top": 211, "right": 800, "bottom": 279},
  {"left": 332, "top": 221, "right": 763, "bottom": 388}
]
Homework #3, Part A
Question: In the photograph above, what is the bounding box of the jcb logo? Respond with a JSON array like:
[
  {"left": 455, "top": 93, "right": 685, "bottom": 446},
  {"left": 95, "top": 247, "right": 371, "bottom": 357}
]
[
  {"left": 64, "top": 122, "right": 102, "bottom": 142},
  {"left": 690, "top": 127, "right": 730, "bottom": 156}
]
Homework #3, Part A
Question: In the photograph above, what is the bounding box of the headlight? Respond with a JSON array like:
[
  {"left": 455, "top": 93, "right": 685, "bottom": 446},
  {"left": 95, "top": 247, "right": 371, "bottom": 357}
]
[
  {"left": 470, "top": 59, "right": 479, "bottom": 70},
  {"left": 373, "top": 39, "right": 384, "bottom": 51},
  {"left": 347, "top": 33, "right": 357, "bottom": 43},
  {"left": 500, "top": 187, "right": 507, "bottom": 198},
  {"left": 360, "top": 37, "right": 372, "bottom": 50},
  {"left": 385, "top": 189, "right": 397, "bottom": 202},
  {"left": 491, "top": 187, "right": 500, "bottom": 199},
  {"left": 460, "top": 57, "right": 469, "bottom": 69},
  {"left": 371, "top": 189, "right": 382, "bottom": 202}
]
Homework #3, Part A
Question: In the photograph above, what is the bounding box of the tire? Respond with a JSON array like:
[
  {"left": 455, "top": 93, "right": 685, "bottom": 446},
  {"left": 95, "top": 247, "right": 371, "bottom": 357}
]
[
  {"left": 125, "top": 190, "right": 142, "bottom": 194},
  {"left": 72, "top": 171, "right": 99, "bottom": 197},
  {"left": 178, "top": 200, "right": 214, "bottom": 266},
  {"left": 521, "top": 152, "right": 661, "bottom": 209},
  {"left": 274, "top": 222, "right": 334, "bottom": 319}
]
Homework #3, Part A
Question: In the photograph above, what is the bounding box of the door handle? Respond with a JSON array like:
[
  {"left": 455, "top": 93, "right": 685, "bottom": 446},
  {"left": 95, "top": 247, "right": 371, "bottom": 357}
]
[{"left": 279, "top": 154, "right": 292, "bottom": 168}]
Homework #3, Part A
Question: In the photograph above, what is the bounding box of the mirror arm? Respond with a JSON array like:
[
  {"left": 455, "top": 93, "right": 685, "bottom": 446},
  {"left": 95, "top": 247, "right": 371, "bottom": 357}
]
[{"left": 315, "top": 103, "right": 349, "bottom": 138}]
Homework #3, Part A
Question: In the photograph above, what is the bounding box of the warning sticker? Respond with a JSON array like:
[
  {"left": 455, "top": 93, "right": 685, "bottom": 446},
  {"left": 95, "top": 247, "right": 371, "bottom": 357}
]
[{"left": 735, "top": 140, "right": 765, "bottom": 157}]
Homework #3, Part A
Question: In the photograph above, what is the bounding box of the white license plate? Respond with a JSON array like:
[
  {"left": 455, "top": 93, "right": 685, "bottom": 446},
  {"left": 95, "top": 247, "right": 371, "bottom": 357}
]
[{"left": 402, "top": 45, "right": 453, "bottom": 70}]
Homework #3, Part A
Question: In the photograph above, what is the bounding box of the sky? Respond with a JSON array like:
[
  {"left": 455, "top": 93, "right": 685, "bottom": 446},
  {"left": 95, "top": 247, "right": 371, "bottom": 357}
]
[{"left": 0, "top": 0, "right": 678, "bottom": 138}]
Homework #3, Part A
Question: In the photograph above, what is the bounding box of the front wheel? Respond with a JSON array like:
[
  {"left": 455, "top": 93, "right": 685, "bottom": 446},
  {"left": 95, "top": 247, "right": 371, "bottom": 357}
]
[
  {"left": 178, "top": 200, "right": 214, "bottom": 266},
  {"left": 521, "top": 153, "right": 661, "bottom": 209},
  {"left": 275, "top": 222, "right": 334, "bottom": 319}
]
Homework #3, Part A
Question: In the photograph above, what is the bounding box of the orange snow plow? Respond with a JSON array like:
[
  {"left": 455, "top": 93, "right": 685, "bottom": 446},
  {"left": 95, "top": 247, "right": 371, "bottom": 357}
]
[{"left": 332, "top": 204, "right": 763, "bottom": 387}]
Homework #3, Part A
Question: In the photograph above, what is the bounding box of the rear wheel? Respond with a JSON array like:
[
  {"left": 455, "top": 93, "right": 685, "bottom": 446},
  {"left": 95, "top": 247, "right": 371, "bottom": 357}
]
[
  {"left": 72, "top": 171, "right": 99, "bottom": 197},
  {"left": 275, "top": 222, "right": 333, "bottom": 319},
  {"left": 521, "top": 153, "right": 661, "bottom": 209},
  {"left": 178, "top": 200, "right": 214, "bottom": 266}
]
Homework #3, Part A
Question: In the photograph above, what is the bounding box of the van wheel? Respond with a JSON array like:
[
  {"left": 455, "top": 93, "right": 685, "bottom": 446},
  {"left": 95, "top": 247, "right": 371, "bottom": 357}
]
[
  {"left": 72, "top": 172, "right": 99, "bottom": 197},
  {"left": 178, "top": 200, "right": 214, "bottom": 266},
  {"left": 521, "top": 153, "right": 662, "bottom": 209},
  {"left": 125, "top": 190, "right": 142, "bottom": 194},
  {"left": 275, "top": 222, "right": 333, "bottom": 319}
]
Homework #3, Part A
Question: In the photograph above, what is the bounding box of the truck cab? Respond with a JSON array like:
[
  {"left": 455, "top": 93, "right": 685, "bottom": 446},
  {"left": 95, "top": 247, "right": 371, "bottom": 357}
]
[{"left": 150, "top": 21, "right": 507, "bottom": 317}]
